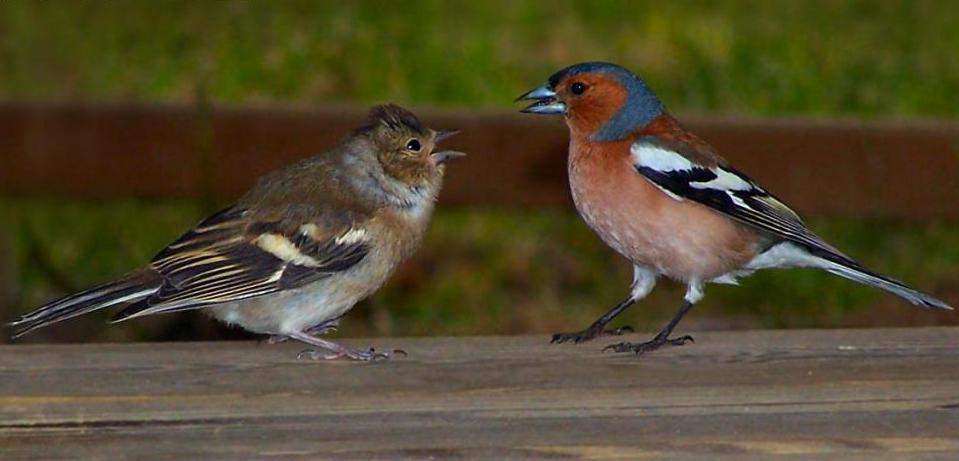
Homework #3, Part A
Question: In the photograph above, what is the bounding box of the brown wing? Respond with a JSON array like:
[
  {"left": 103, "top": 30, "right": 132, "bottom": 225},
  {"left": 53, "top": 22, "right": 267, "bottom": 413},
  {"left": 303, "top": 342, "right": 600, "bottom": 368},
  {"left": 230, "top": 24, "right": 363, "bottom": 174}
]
[{"left": 111, "top": 206, "right": 370, "bottom": 321}]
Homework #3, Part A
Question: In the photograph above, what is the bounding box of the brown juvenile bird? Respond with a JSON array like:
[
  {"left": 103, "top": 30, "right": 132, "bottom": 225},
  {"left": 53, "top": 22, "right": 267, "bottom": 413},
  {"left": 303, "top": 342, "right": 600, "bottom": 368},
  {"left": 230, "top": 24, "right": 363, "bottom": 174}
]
[{"left": 11, "top": 104, "right": 464, "bottom": 360}]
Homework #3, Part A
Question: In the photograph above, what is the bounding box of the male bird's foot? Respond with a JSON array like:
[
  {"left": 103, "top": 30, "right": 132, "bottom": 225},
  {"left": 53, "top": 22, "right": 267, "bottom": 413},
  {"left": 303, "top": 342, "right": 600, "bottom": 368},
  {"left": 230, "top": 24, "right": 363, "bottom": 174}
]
[
  {"left": 296, "top": 346, "right": 408, "bottom": 362},
  {"left": 551, "top": 325, "right": 633, "bottom": 344},
  {"left": 602, "top": 334, "right": 694, "bottom": 355}
]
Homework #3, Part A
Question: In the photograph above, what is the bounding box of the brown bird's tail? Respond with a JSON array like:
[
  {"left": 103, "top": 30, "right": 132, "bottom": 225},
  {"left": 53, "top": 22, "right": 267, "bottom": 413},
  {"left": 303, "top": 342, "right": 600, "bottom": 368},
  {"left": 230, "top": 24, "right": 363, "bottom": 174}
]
[{"left": 9, "top": 270, "right": 161, "bottom": 338}]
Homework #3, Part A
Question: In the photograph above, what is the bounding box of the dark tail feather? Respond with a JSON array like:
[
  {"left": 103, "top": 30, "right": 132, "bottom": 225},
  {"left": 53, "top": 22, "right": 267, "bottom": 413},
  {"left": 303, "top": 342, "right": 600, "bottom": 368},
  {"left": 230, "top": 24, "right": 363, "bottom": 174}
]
[
  {"left": 9, "top": 271, "right": 160, "bottom": 338},
  {"left": 812, "top": 250, "right": 953, "bottom": 310}
]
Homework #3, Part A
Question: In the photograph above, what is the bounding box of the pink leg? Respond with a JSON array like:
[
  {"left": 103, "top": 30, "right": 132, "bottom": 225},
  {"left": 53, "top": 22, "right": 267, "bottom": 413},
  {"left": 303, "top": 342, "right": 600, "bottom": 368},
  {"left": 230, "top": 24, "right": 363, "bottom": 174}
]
[
  {"left": 268, "top": 317, "right": 341, "bottom": 344},
  {"left": 287, "top": 330, "right": 405, "bottom": 362}
]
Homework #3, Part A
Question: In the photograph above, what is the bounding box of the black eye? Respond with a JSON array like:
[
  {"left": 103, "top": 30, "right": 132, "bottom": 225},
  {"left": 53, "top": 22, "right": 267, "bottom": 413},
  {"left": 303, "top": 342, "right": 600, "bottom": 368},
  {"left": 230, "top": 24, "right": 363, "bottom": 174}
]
[
  {"left": 570, "top": 82, "right": 587, "bottom": 95},
  {"left": 406, "top": 139, "right": 421, "bottom": 152}
]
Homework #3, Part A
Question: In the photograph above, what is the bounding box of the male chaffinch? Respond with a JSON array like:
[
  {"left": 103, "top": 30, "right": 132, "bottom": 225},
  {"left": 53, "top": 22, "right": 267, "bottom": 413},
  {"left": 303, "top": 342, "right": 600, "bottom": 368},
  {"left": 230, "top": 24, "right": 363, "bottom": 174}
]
[
  {"left": 518, "top": 62, "right": 952, "bottom": 354},
  {"left": 11, "top": 104, "right": 464, "bottom": 361}
]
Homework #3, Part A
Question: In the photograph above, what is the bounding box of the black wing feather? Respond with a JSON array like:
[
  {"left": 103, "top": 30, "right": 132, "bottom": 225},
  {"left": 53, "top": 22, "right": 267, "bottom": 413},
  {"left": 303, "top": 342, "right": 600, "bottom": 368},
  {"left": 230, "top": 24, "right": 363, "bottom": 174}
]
[
  {"left": 634, "top": 141, "right": 903, "bottom": 277},
  {"left": 632, "top": 139, "right": 951, "bottom": 310}
]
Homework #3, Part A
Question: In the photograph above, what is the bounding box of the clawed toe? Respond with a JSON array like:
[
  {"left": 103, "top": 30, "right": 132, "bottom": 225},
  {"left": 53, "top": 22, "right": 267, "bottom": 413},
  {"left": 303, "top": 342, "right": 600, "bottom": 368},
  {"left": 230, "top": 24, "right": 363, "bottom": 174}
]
[
  {"left": 550, "top": 332, "right": 581, "bottom": 344},
  {"left": 288, "top": 330, "right": 406, "bottom": 362},
  {"left": 551, "top": 325, "right": 634, "bottom": 344},
  {"left": 666, "top": 335, "right": 694, "bottom": 346},
  {"left": 601, "top": 341, "right": 634, "bottom": 353},
  {"left": 358, "top": 348, "right": 408, "bottom": 361},
  {"left": 602, "top": 334, "right": 694, "bottom": 355}
]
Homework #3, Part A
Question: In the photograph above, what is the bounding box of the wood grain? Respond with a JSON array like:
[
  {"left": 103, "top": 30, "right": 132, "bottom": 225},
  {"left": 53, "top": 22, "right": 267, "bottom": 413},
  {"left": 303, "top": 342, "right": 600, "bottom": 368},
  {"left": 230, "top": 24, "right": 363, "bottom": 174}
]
[
  {"left": 2, "top": 103, "right": 959, "bottom": 220},
  {"left": 1, "top": 328, "right": 958, "bottom": 459}
]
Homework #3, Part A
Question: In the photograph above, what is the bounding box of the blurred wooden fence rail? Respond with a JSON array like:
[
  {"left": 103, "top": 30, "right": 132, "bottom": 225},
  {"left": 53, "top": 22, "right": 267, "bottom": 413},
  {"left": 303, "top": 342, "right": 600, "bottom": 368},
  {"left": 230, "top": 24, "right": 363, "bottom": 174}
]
[{"left": 2, "top": 102, "right": 958, "bottom": 220}]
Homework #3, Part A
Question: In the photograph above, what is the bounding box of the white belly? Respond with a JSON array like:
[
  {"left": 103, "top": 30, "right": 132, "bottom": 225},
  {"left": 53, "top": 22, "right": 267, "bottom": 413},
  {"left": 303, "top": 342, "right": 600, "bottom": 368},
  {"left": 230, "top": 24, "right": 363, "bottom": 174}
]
[{"left": 207, "top": 251, "right": 398, "bottom": 335}]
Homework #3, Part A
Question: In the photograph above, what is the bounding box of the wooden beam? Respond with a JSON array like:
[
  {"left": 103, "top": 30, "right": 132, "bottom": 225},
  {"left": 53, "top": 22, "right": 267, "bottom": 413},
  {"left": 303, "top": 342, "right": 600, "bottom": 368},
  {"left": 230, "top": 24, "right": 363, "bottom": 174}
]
[
  {"left": 1, "top": 328, "right": 958, "bottom": 459},
  {"left": 2, "top": 103, "right": 958, "bottom": 220}
]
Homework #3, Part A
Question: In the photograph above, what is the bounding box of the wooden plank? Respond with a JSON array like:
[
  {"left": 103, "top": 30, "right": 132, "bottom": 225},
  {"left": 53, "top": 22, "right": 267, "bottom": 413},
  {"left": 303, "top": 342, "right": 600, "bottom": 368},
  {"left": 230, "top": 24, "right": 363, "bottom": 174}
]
[
  {"left": 2, "top": 103, "right": 959, "bottom": 220},
  {"left": 1, "top": 328, "right": 958, "bottom": 459}
]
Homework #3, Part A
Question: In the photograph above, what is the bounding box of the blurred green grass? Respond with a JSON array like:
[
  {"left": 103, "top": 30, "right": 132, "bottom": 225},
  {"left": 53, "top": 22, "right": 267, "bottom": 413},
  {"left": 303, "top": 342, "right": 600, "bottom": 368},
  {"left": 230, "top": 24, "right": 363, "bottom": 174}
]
[
  {"left": 2, "top": 0, "right": 958, "bottom": 115},
  {"left": 3, "top": 199, "right": 956, "bottom": 342},
  {"left": 2, "top": 1, "right": 958, "bottom": 339}
]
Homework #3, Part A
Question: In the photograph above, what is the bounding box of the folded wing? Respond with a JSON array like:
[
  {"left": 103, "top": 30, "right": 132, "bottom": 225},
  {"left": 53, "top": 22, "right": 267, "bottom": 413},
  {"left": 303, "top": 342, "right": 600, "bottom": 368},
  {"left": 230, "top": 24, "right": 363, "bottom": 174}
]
[
  {"left": 112, "top": 206, "right": 370, "bottom": 321},
  {"left": 631, "top": 137, "right": 832, "bottom": 252},
  {"left": 631, "top": 137, "right": 951, "bottom": 310}
]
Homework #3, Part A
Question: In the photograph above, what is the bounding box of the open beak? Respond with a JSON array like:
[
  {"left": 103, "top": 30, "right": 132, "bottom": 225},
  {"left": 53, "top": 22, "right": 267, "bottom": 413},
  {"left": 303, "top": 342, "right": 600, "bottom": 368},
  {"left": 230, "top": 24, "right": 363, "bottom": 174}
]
[
  {"left": 433, "top": 129, "right": 460, "bottom": 143},
  {"left": 515, "top": 84, "right": 566, "bottom": 114},
  {"left": 430, "top": 150, "right": 466, "bottom": 165},
  {"left": 430, "top": 129, "right": 465, "bottom": 165}
]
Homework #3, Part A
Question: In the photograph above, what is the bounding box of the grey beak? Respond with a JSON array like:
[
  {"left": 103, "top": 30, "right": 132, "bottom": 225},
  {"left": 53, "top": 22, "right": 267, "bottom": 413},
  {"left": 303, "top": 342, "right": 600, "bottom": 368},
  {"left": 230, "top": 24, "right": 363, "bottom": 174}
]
[
  {"left": 516, "top": 84, "right": 566, "bottom": 114},
  {"left": 430, "top": 150, "right": 467, "bottom": 165},
  {"left": 433, "top": 129, "right": 460, "bottom": 143}
]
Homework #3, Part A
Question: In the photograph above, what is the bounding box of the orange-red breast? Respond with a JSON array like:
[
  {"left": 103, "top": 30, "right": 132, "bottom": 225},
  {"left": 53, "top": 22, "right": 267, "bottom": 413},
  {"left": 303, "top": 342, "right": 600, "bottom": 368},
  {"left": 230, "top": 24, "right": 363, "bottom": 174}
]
[{"left": 518, "top": 62, "right": 951, "bottom": 354}]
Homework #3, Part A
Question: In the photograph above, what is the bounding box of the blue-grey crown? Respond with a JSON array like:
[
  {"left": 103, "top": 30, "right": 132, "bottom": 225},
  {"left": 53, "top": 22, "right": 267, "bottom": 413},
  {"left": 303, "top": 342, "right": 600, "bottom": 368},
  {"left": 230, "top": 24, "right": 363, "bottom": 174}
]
[{"left": 548, "top": 62, "right": 665, "bottom": 142}]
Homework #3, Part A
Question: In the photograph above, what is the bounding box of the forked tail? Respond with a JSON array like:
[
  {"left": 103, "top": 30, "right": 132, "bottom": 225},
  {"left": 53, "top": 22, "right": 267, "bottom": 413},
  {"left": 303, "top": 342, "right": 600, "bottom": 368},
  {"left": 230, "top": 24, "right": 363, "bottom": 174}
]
[
  {"left": 810, "top": 249, "right": 952, "bottom": 310},
  {"left": 9, "top": 271, "right": 160, "bottom": 338}
]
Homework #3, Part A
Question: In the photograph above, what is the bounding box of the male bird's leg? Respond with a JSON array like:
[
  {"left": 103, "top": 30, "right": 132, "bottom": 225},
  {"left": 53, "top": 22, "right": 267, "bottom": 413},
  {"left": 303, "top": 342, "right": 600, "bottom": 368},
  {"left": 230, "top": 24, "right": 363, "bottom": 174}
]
[
  {"left": 288, "top": 330, "right": 405, "bottom": 362},
  {"left": 604, "top": 282, "right": 702, "bottom": 355},
  {"left": 552, "top": 265, "right": 656, "bottom": 344},
  {"left": 551, "top": 296, "right": 636, "bottom": 344},
  {"left": 603, "top": 301, "right": 695, "bottom": 354}
]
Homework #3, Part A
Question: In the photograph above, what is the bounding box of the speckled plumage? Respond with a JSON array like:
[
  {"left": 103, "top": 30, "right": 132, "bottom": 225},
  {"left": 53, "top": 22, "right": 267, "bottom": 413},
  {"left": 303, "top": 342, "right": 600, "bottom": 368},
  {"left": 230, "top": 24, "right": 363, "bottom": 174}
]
[{"left": 12, "top": 104, "right": 464, "bottom": 360}]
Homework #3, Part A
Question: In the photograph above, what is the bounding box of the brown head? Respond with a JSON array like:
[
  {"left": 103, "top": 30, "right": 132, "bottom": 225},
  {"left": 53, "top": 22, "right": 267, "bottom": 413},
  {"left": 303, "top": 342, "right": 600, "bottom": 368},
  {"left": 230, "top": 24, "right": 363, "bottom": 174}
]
[
  {"left": 354, "top": 104, "right": 464, "bottom": 188},
  {"left": 517, "top": 62, "right": 666, "bottom": 143}
]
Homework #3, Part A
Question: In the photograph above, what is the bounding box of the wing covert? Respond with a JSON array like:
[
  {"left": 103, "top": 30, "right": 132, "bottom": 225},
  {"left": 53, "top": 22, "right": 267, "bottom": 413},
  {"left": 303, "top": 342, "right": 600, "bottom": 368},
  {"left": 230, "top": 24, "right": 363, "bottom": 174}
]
[
  {"left": 112, "top": 206, "right": 370, "bottom": 321},
  {"left": 630, "top": 138, "right": 852, "bottom": 262}
]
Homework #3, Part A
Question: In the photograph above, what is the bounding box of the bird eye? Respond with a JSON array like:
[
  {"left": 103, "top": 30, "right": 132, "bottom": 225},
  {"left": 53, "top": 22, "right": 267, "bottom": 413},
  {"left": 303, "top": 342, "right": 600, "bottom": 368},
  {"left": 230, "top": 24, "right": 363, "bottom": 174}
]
[
  {"left": 570, "top": 82, "right": 587, "bottom": 95},
  {"left": 406, "top": 138, "right": 422, "bottom": 152}
]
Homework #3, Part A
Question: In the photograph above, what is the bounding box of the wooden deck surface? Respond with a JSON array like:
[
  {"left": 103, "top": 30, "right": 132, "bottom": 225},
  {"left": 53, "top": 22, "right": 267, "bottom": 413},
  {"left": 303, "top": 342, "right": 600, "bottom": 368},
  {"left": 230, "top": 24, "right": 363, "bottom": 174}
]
[{"left": 2, "top": 327, "right": 958, "bottom": 460}]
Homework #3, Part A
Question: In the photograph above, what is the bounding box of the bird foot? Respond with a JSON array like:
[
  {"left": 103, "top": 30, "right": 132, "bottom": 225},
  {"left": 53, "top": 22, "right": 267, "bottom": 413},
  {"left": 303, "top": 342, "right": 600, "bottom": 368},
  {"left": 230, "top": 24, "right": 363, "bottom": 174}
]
[
  {"left": 296, "top": 346, "right": 407, "bottom": 362},
  {"left": 551, "top": 324, "right": 633, "bottom": 344},
  {"left": 269, "top": 320, "right": 340, "bottom": 344},
  {"left": 603, "top": 334, "right": 694, "bottom": 355}
]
